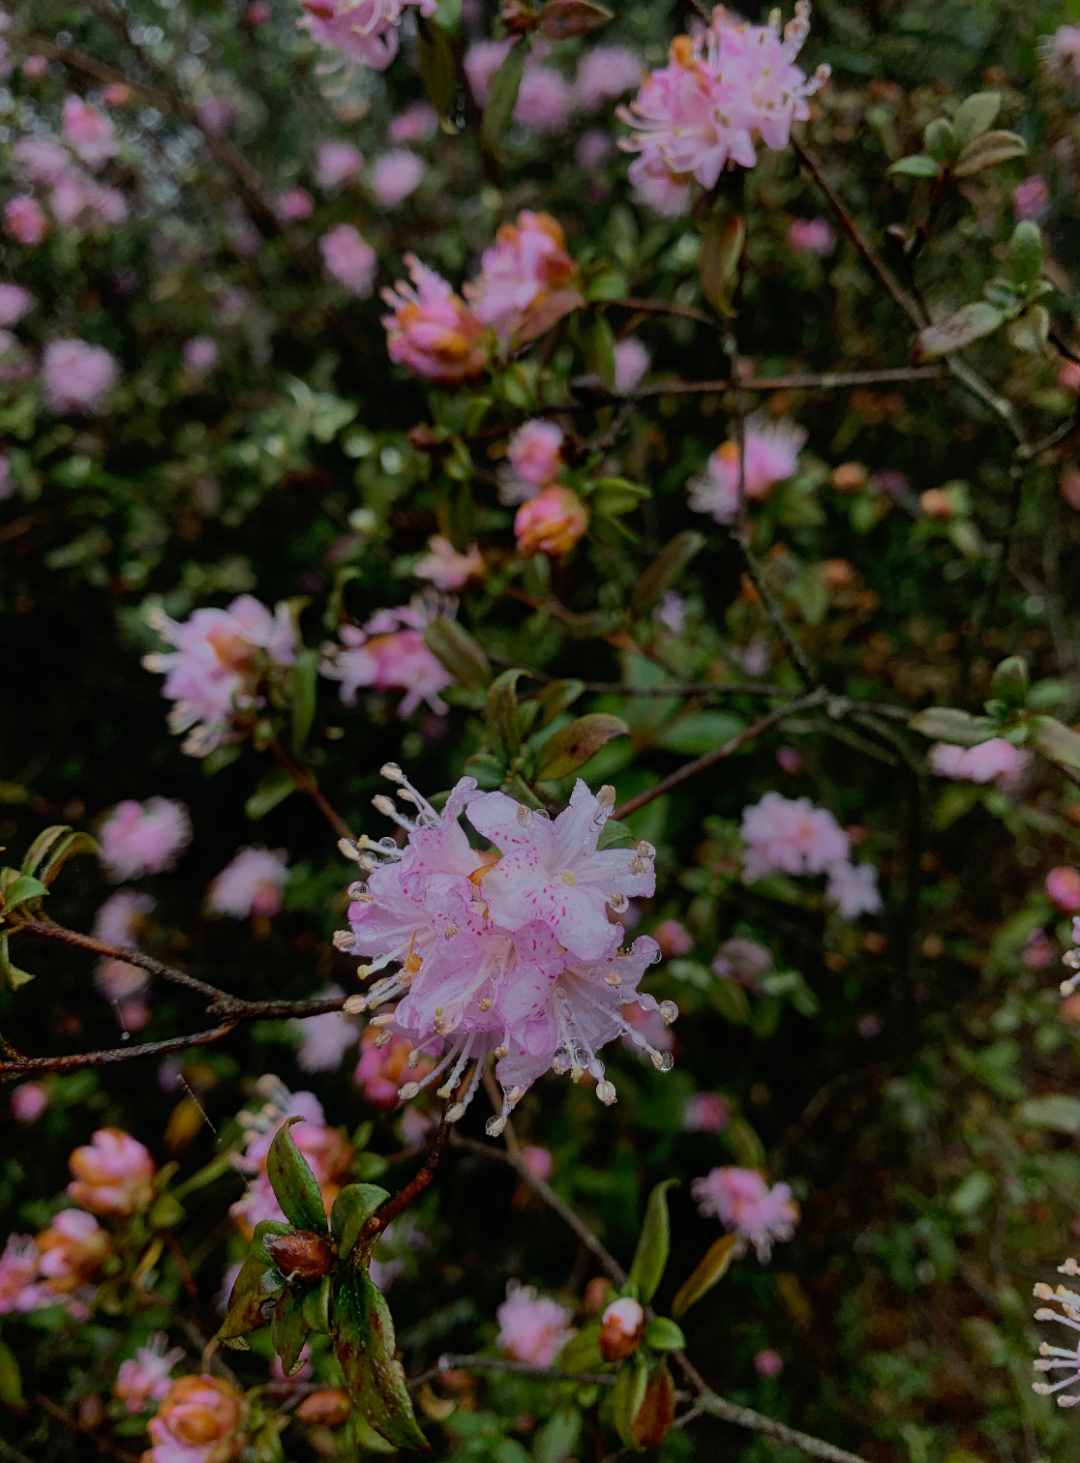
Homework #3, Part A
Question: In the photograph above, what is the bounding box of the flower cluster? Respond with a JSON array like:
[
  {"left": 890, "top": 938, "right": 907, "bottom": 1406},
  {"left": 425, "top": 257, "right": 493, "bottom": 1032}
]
[
  {"left": 688, "top": 417, "right": 806, "bottom": 524},
  {"left": 618, "top": 2, "right": 829, "bottom": 215},
  {"left": 740, "top": 793, "right": 880, "bottom": 919},
  {"left": 69, "top": 1128, "right": 156, "bottom": 1216},
  {"left": 496, "top": 1281, "right": 574, "bottom": 1365},
  {"left": 42, "top": 338, "right": 119, "bottom": 414},
  {"left": 321, "top": 596, "right": 452, "bottom": 717},
  {"left": 319, "top": 223, "right": 377, "bottom": 295},
  {"left": 381, "top": 256, "right": 488, "bottom": 383},
  {"left": 143, "top": 595, "right": 297, "bottom": 756},
  {"left": 335, "top": 766, "right": 674, "bottom": 1133},
  {"left": 115, "top": 1334, "right": 184, "bottom": 1414},
  {"left": 1032, "top": 1258, "right": 1080, "bottom": 1406},
  {"left": 928, "top": 738, "right": 1029, "bottom": 788},
  {"left": 692, "top": 1166, "right": 798, "bottom": 1261},
  {"left": 299, "top": 0, "right": 436, "bottom": 70}
]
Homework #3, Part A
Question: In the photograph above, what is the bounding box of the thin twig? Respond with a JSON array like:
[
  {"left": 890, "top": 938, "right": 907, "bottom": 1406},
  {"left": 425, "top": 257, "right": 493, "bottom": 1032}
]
[
  {"left": 361, "top": 1121, "right": 448, "bottom": 1240},
  {"left": 410, "top": 1353, "right": 615, "bottom": 1389},
  {"left": 268, "top": 740, "right": 355, "bottom": 844},
  {"left": 19, "top": 919, "right": 229, "bottom": 1004}
]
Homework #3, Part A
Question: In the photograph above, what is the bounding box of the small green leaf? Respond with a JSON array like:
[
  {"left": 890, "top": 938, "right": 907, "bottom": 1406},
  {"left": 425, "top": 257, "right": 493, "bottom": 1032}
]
[
  {"left": 423, "top": 618, "right": 491, "bottom": 690},
  {"left": 923, "top": 117, "right": 957, "bottom": 163},
  {"left": 888, "top": 153, "right": 941, "bottom": 179},
  {"left": 1007, "top": 220, "right": 1044, "bottom": 287},
  {"left": 559, "top": 1320, "right": 603, "bottom": 1373},
  {"left": 699, "top": 213, "right": 745, "bottom": 317},
  {"left": 952, "top": 91, "right": 1001, "bottom": 146},
  {"left": 302, "top": 1274, "right": 332, "bottom": 1333},
  {"left": 272, "top": 1290, "right": 311, "bottom": 1376},
  {"left": 627, "top": 1179, "right": 678, "bottom": 1304},
  {"left": 952, "top": 129, "right": 1027, "bottom": 177},
  {"left": 914, "top": 302, "right": 1004, "bottom": 361},
  {"left": 333, "top": 1264, "right": 430, "bottom": 1450},
  {"left": 533, "top": 1406, "right": 582, "bottom": 1463},
  {"left": 417, "top": 14, "right": 458, "bottom": 118},
  {"left": 909, "top": 707, "right": 997, "bottom": 744},
  {"left": 331, "top": 1182, "right": 391, "bottom": 1261},
  {"left": 671, "top": 1233, "right": 740, "bottom": 1318},
  {"left": 488, "top": 669, "right": 526, "bottom": 761},
  {"left": 482, "top": 40, "right": 526, "bottom": 156},
  {"left": 612, "top": 1354, "right": 649, "bottom": 1449},
  {"left": 534, "top": 679, "right": 586, "bottom": 729},
  {"left": 539, "top": 0, "right": 613, "bottom": 39},
  {"left": 1032, "top": 715, "right": 1080, "bottom": 773},
  {"left": 990, "top": 656, "right": 1029, "bottom": 708},
  {"left": 1008, "top": 304, "right": 1050, "bottom": 355},
  {"left": 536, "top": 714, "right": 628, "bottom": 780},
  {"left": 0, "top": 1339, "right": 24, "bottom": 1406},
  {"left": 148, "top": 1194, "right": 185, "bottom": 1230},
  {"left": 631, "top": 1360, "right": 675, "bottom": 1449},
  {"left": 245, "top": 770, "right": 296, "bottom": 821},
  {"left": 0, "top": 932, "right": 35, "bottom": 987},
  {"left": 1017, "top": 1094, "right": 1080, "bottom": 1134},
  {"left": 630, "top": 531, "right": 705, "bottom": 617},
  {"left": 219, "top": 1250, "right": 283, "bottom": 1343},
  {"left": 21, "top": 825, "right": 99, "bottom": 886},
  {"left": 267, "top": 1118, "right": 329, "bottom": 1235},
  {"left": 0, "top": 873, "right": 48, "bottom": 916},
  {"left": 643, "top": 1316, "right": 685, "bottom": 1352},
  {"left": 290, "top": 649, "right": 319, "bottom": 754},
  {"left": 949, "top": 1170, "right": 994, "bottom": 1215}
]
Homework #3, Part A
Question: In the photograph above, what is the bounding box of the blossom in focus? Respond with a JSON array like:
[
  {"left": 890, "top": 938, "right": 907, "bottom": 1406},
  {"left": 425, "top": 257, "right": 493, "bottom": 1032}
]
[
  {"left": 614, "top": 336, "right": 650, "bottom": 395},
  {"left": 825, "top": 861, "right": 882, "bottom": 919},
  {"left": 4, "top": 195, "right": 48, "bottom": 245},
  {"left": 1047, "top": 867, "right": 1080, "bottom": 914},
  {"left": 68, "top": 1127, "right": 155, "bottom": 1215},
  {"left": 100, "top": 799, "right": 191, "bottom": 882},
  {"left": 740, "top": 793, "right": 849, "bottom": 881},
  {"left": 36, "top": 1209, "right": 108, "bottom": 1293},
  {"left": 1014, "top": 175, "right": 1051, "bottom": 220},
  {"left": 143, "top": 595, "right": 297, "bottom": 756},
  {"left": 688, "top": 418, "right": 806, "bottom": 524},
  {"left": 496, "top": 1282, "right": 573, "bottom": 1365},
  {"left": 787, "top": 216, "right": 836, "bottom": 255},
  {"left": 61, "top": 97, "right": 117, "bottom": 168},
  {"left": 93, "top": 890, "right": 156, "bottom": 999},
  {"left": 618, "top": 3, "right": 829, "bottom": 214},
  {"left": 208, "top": 847, "right": 289, "bottom": 919},
  {"left": 514, "top": 485, "right": 588, "bottom": 557},
  {"left": 300, "top": 0, "right": 437, "bottom": 70},
  {"left": 320, "top": 223, "right": 377, "bottom": 295},
  {"left": 42, "top": 338, "right": 119, "bottom": 413},
  {"left": 465, "top": 211, "right": 583, "bottom": 348},
  {"left": 0, "top": 284, "right": 34, "bottom": 326},
  {"left": 415, "top": 535, "right": 483, "bottom": 591},
  {"left": 755, "top": 1348, "right": 784, "bottom": 1377},
  {"left": 11, "top": 1082, "right": 48, "bottom": 1123},
  {"left": 1032, "top": 1257, "right": 1080, "bottom": 1406},
  {"left": 369, "top": 149, "right": 425, "bottom": 207},
  {"left": 145, "top": 1374, "right": 245, "bottom": 1462},
  {"left": 315, "top": 138, "right": 363, "bottom": 189},
  {"left": 115, "top": 1335, "right": 184, "bottom": 1413},
  {"left": 381, "top": 255, "right": 488, "bottom": 382},
  {"left": 183, "top": 336, "right": 219, "bottom": 376},
  {"left": 683, "top": 1092, "right": 730, "bottom": 1132},
  {"left": 502, "top": 419, "right": 564, "bottom": 503},
  {"left": 575, "top": 45, "right": 642, "bottom": 109},
  {"left": 322, "top": 598, "right": 453, "bottom": 716},
  {"left": 0, "top": 1235, "right": 41, "bottom": 1315},
  {"left": 692, "top": 1166, "right": 798, "bottom": 1261},
  {"left": 928, "top": 738, "right": 1029, "bottom": 787}
]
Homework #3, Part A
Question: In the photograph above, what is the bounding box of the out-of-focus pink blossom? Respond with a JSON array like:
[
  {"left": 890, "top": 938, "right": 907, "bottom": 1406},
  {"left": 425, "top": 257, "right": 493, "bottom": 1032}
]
[
  {"left": 655, "top": 591, "right": 686, "bottom": 634},
  {"left": 415, "top": 535, "right": 483, "bottom": 591},
  {"left": 692, "top": 1166, "right": 798, "bottom": 1260},
  {"left": 683, "top": 1092, "right": 730, "bottom": 1132},
  {"left": 49, "top": 172, "right": 128, "bottom": 231},
  {"left": 787, "top": 216, "right": 836, "bottom": 255},
  {"left": 713, "top": 937, "right": 773, "bottom": 988},
  {"left": 93, "top": 890, "right": 155, "bottom": 999},
  {"left": 515, "top": 65, "right": 575, "bottom": 133},
  {"left": 755, "top": 1348, "right": 784, "bottom": 1377},
  {"left": 1023, "top": 930, "right": 1056, "bottom": 971},
  {"left": 503, "top": 419, "right": 564, "bottom": 503},
  {"left": 100, "top": 799, "right": 191, "bottom": 881},
  {"left": 515, "top": 485, "right": 589, "bottom": 557},
  {"left": 0, "top": 1235, "right": 42, "bottom": 1314},
  {"left": 115, "top": 1335, "right": 184, "bottom": 1413},
  {"left": 315, "top": 139, "right": 364, "bottom": 189},
  {"left": 196, "top": 96, "right": 235, "bottom": 137},
  {"left": 1014, "top": 175, "right": 1051, "bottom": 220},
  {"left": 23, "top": 56, "right": 50, "bottom": 81},
  {"left": 614, "top": 336, "right": 650, "bottom": 395},
  {"left": 521, "top": 1145, "right": 553, "bottom": 1182},
  {"left": 465, "top": 211, "right": 583, "bottom": 348},
  {"left": 370, "top": 149, "right": 425, "bottom": 207},
  {"left": 42, "top": 338, "right": 119, "bottom": 414},
  {"left": 183, "top": 336, "right": 219, "bottom": 375},
  {"left": 826, "top": 861, "right": 882, "bottom": 919},
  {"left": 1048, "top": 867, "right": 1080, "bottom": 914},
  {"left": 145, "top": 1375, "right": 245, "bottom": 1463},
  {"left": 496, "top": 1282, "right": 573, "bottom": 1365},
  {"left": 37, "top": 1209, "right": 109, "bottom": 1293},
  {"left": 389, "top": 102, "right": 438, "bottom": 142},
  {"left": 68, "top": 1128, "right": 155, "bottom": 1215},
  {"left": 577, "top": 128, "right": 615, "bottom": 172},
  {"left": 11, "top": 1083, "right": 48, "bottom": 1123},
  {"left": 231, "top": 1083, "right": 352, "bottom": 1233},
  {"left": 354, "top": 1027, "right": 427, "bottom": 1107},
  {"left": 322, "top": 598, "right": 453, "bottom": 716},
  {"left": 740, "top": 792, "right": 849, "bottom": 881},
  {"left": 653, "top": 919, "right": 693, "bottom": 957},
  {"left": 295, "top": 992, "right": 358, "bottom": 1073},
  {"left": 464, "top": 38, "right": 514, "bottom": 105},
  {"left": 102, "top": 82, "right": 132, "bottom": 106},
  {"left": 13, "top": 138, "right": 69, "bottom": 186},
  {"left": 689, "top": 417, "right": 806, "bottom": 523},
  {"left": 575, "top": 45, "right": 642, "bottom": 110},
  {"left": 300, "top": 0, "right": 437, "bottom": 70},
  {"left": 61, "top": 97, "right": 117, "bottom": 168},
  {"left": 0, "top": 284, "right": 34, "bottom": 326},
  {"left": 928, "top": 738, "right": 1029, "bottom": 787},
  {"left": 208, "top": 848, "right": 289, "bottom": 919},
  {"left": 320, "top": 223, "right": 377, "bottom": 295},
  {"left": 4, "top": 196, "right": 48, "bottom": 245},
  {"left": 381, "top": 255, "right": 488, "bottom": 382},
  {"left": 276, "top": 186, "right": 314, "bottom": 221},
  {"left": 1042, "top": 26, "right": 1080, "bottom": 84}
]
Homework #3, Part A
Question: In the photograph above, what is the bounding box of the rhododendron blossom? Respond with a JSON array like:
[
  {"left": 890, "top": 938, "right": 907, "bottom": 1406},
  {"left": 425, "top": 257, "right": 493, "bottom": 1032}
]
[
  {"left": 68, "top": 1128, "right": 155, "bottom": 1215},
  {"left": 1042, "top": 25, "right": 1080, "bottom": 84},
  {"left": 369, "top": 149, "right": 425, "bottom": 207},
  {"left": 3, "top": 196, "right": 48, "bottom": 245},
  {"left": 322, "top": 598, "right": 453, "bottom": 716},
  {"left": 182, "top": 336, "right": 219, "bottom": 375},
  {"left": 0, "top": 1236, "right": 41, "bottom": 1315},
  {"left": 684, "top": 1091, "right": 730, "bottom": 1132},
  {"left": 61, "top": 96, "right": 117, "bottom": 168},
  {"left": 740, "top": 793, "right": 849, "bottom": 881},
  {"left": 382, "top": 255, "right": 488, "bottom": 383},
  {"left": 614, "top": 335, "right": 650, "bottom": 394},
  {"left": 231, "top": 1081, "right": 352, "bottom": 1231},
  {"left": 355, "top": 1026, "right": 428, "bottom": 1106},
  {"left": 335, "top": 766, "right": 672, "bottom": 1133},
  {"left": 42, "top": 338, "right": 118, "bottom": 413},
  {"left": 414, "top": 535, "right": 484, "bottom": 591},
  {"left": 145, "top": 1374, "right": 245, "bottom": 1462},
  {"left": 514, "top": 485, "right": 589, "bottom": 557},
  {"left": 115, "top": 1334, "right": 184, "bottom": 1413},
  {"left": 692, "top": 1166, "right": 798, "bottom": 1260},
  {"left": 689, "top": 417, "right": 806, "bottom": 523},
  {"left": 1047, "top": 866, "right": 1080, "bottom": 914},
  {"left": 928, "top": 738, "right": 1029, "bottom": 787},
  {"left": 208, "top": 847, "right": 289, "bottom": 919},
  {"left": 319, "top": 223, "right": 377, "bottom": 295},
  {"left": 0, "top": 283, "right": 34, "bottom": 326},
  {"left": 315, "top": 138, "right": 363, "bottom": 189},
  {"left": 496, "top": 1281, "right": 573, "bottom": 1365},
  {"left": 99, "top": 799, "right": 191, "bottom": 881},
  {"left": 143, "top": 595, "right": 297, "bottom": 756},
  {"left": 514, "top": 65, "right": 575, "bottom": 133},
  {"left": 787, "top": 216, "right": 836, "bottom": 255},
  {"left": 465, "top": 212, "right": 583, "bottom": 348},
  {"left": 825, "top": 861, "right": 882, "bottom": 919},
  {"left": 390, "top": 101, "right": 438, "bottom": 143},
  {"left": 575, "top": 46, "right": 643, "bottom": 110},
  {"left": 501, "top": 419, "right": 565, "bottom": 504},
  {"left": 36, "top": 1209, "right": 108, "bottom": 1294},
  {"left": 294, "top": 992, "right": 358, "bottom": 1072},
  {"left": 93, "top": 890, "right": 156, "bottom": 999},
  {"left": 300, "top": 0, "right": 437, "bottom": 70},
  {"left": 600, "top": 1296, "right": 645, "bottom": 1360},
  {"left": 11, "top": 1082, "right": 48, "bottom": 1123},
  {"left": 618, "top": 3, "right": 829, "bottom": 214}
]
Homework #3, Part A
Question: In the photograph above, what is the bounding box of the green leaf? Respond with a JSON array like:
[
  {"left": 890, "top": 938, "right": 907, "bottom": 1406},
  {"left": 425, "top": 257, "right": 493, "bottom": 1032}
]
[
  {"left": 482, "top": 40, "right": 526, "bottom": 156},
  {"left": 219, "top": 1250, "right": 284, "bottom": 1343},
  {"left": 952, "top": 129, "right": 1027, "bottom": 177},
  {"left": 657, "top": 711, "right": 743, "bottom": 756},
  {"left": 630, "top": 531, "right": 705, "bottom": 617},
  {"left": 0, "top": 1339, "right": 24, "bottom": 1406},
  {"left": 631, "top": 1360, "right": 675, "bottom": 1449},
  {"left": 699, "top": 213, "right": 745, "bottom": 316},
  {"left": 888, "top": 153, "right": 942, "bottom": 179},
  {"left": 612, "top": 1354, "right": 649, "bottom": 1449},
  {"left": 302, "top": 1275, "right": 332, "bottom": 1333},
  {"left": 671, "top": 1234, "right": 740, "bottom": 1318},
  {"left": 290, "top": 649, "right": 319, "bottom": 754},
  {"left": 423, "top": 618, "right": 491, "bottom": 690},
  {"left": 923, "top": 118, "right": 957, "bottom": 163},
  {"left": 952, "top": 91, "right": 1001, "bottom": 146},
  {"left": 488, "top": 669, "right": 526, "bottom": 761},
  {"left": 559, "top": 1320, "right": 603, "bottom": 1373},
  {"left": 1007, "top": 304, "right": 1050, "bottom": 355},
  {"left": 1032, "top": 715, "right": 1080, "bottom": 773},
  {"left": 0, "top": 931, "right": 36, "bottom": 988},
  {"left": 533, "top": 1407, "right": 582, "bottom": 1463},
  {"left": 914, "top": 303, "right": 1004, "bottom": 361},
  {"left": 585, "top": 313, "right": 617, "bottom": 390},
  {"left": 534, "top": 679, "right": 586, "bottom": 729},
  {"left": 627, "top": 1179, "right": 678, "bottom": 1304},
  {"left": 272, "top": 1290, "right": 312, "bottom": 1376},
  {"left": 949, "top": 1170, "right": 994, "bottom": 1215},
  {"left": 1007, "top": 220, "right": 1044, "bottom": 287},
  {"left": 909, "top": 707, "right": 997, "bottom": 745},
  {"left": 710, "top": 977, "right": 750, "bottom": 1024},
  {"left": 331, "top": 1183, "right": 391, "bottom": 1262},
  {"left": 21, "top": 825, "right": 99, "bottom": 886},
  {"left": 333, "top": 1264, "right": 430, "bottom": 1451},
  {"left": 148, "top": 1193, "right": 185, "bottom": 1230},
  {"left": 536, "top": 714, "right": 628, "bottom": 780},
  {"left": 245, "top": 770, "right": 296, "bottom": 821},
  {"left": 643, "top": 1316, "right": 685, "bottom": 1352},
  {"left": 990, "top": 656, "right": 1029, "bottom": 708},
  {"left": 539, "top": 0, "right": 613, "bottom": 39},
  {"left": 1017, "top": 1094, "right": 1080, "bottom": 1134},
  {"left": 267, "top": 1118, "right": 329, "bottom": 1235},
  {"left": 0, "top": 873, "right": 48, "bottom": 917},
  {"left": 417, "top": 14, "right": 458, "bottom": 118}
]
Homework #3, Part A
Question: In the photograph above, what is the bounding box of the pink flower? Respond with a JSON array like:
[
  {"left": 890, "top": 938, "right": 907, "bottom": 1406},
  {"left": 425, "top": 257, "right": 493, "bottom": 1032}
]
[
  {"left": 68, "top": 1127, "right": 156, "bottom": 1215},
  {"left": 683, "top": 1092, "right": 730, "bottom": 1133},
  {"left": 522, "top": 1145, "right": 553, "bottom": 1181},
  {"left": 1023, "top": 930, "right": 1056, "bottom": 971},
  {"left": 465, "top": 211, "right": 583, "bottom": 348},
  {"left": 295, "top": 996, "right": 358, "bottom": 1073},
  {"left": 182, "top": 336, "right": 219, "bottom": 375},
  {"left": 655, "top": 591, "right": 686, "bottom": 634},
  {"left": 600, "top": 1296, "right": 645, "bottom": 1361},
  {"left": 336, "top": 766, "right": 673, "bottom": 1132},
  {"left": 389, "top": 102, "right": 438, "bottom": 142},
  {"left": 692, "top": 1166, "right": 798, "bottom": 1261},
  {"left": 928, "top": 738, "right": 1029, "bottom": 787},
  {"left": 208, "top": 848, "right": 289, "bottom": 919},
  {"left": 712, "top": 937, "right": 772, "bottom": 988},
  {"left": 49, "top": 172, "right": 127, "bottom": 231},
  {"left": 115, "top": 1335, "right": 184, "bottom": 1413},
  {"left": 515, "top": 65, "right": 575, "bottom": 133},
  {"left": 143, "top": 595, "right": 297, "bottom": 756},
  {"left": 614, "top": 336, "right": 650, "bottom": 395},
  {"left": 231, "top": 1083, "right": 352, "bottom": 1233},
  {"left": 787, "top": 216, "right": 836, "bottom": 255},
  {"left": 415, "top": 535, "right": 483, "bottom": 591},
  {"left": 0, "top": 284, "right": 34, "bottom": 326},
  {"left": 514, "top": 485, "right": 588, "bottom": 557},
  {"left": 300, "top": 0, "right": 437, "bottom": 70},
  {"left": 575, "top": 45, "right": 642, "bottom": 110},
  {"left": 315, "top": 139, "right": 364, "bottom": 189},
  {"left": 354, "top": 1027, "right": 426, "bottom": 1106},
  {"left": 825, "top": 861, "right": 881, "bottom": 919},
  {"left": 755, "top": 1348, "right": 784, "bottom": 1377},
  {"left": 276, "top": 186, "right": 314, "bottom": 221},
  {"left": 42, "top": 338, "right": 119, "bottom": 414},
  {"left": 618, "top": 4, "right": 829, "bottom": 215},
  {"left": 503, "top": 419, "right": 564, "bottom": 502},
  {"left": 1015, "top": 175, "right": 1051, "bottom": 221},
  {"left": 100, "top": 799, "right": 191, "bottom": 881},
  {"left": 320, "top": 223, "right": 377, "bottom": 295},
  {"left": 689, "top": 417, "right": 806, "bottom": 523},
  {"left": 61, "top": 97, "right": 117, "bottom": 168},
  {"left": 464, "top": 39, "right": 514, "bottom": 105},
  {"left": 11, "top": 1082, "right": 48, "bottom": 1123},
  {"left": 13, "top": 138, "right": 69, "bottom": 186},
  {"left": 36, "top": 1209, "right": 108, "bottom": 1295},
  {"left": 23, "top": 56, "right": 50, "bottom": 81},
  {"left": 370, "top": 149, "right": 425, "bottom": 207},
  {"left": 381, "top": 255, "right": 488, "bottom": 382},
  {"left": 1048, "top": 867, "right": 1080, "bottom": 914},
  {"left": 653, "top": 919, "right": 692, "bottom": 957},
  {"left": 740, "top": 792, "right": 849, "bottom": 881},
  {"left": 145, "top": 1375, "right": 245, "bottom": 1463},
  {"left": 0, "top": 1235, "right": 42, "bottom": 1314},
  {"left": 322, "top": 598, "right": 453, "bottom": 716},
  {"left": 4, "top": 195, "right": 48, "bottom": 245},
  {"left": 93, "top": 890, "right": 156, "bottom": 999},
  {"left": 196, "top": 96, "right": 236, "bottom": 136},
  {"left": 496, "top": 1282, "right": 573, "bottom": 1364},
  {"left": 577, "top": 128, "right": 615, "bottom": 172},
  {"left": 1042, "top": 25, "right": 1080, "bottom": 84}
]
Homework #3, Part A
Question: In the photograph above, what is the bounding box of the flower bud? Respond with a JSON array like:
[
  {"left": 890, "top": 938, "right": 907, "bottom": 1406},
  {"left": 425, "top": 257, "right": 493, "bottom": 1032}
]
[
  {"left": 599, "top": 1296, "right": 646, "bottom": 1361},
  {"left": 514, "top": 486, "right": 589, "bottom": 557},
  {"left": 265, "top": 1230, "right": 336, "bottom": 1283},
  {"left": 146, "top": 1375, "right": 244, "bottom": 1461},
  {"left": 296, "top": 1388, "right": 352, "bottom": 1427}
]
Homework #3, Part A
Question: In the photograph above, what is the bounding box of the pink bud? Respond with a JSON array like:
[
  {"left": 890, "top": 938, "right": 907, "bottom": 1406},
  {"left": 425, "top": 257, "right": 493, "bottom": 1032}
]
[
  {"left": 514, "top": 485, "right": 588, "bottom": 557},
  {"left": 1048, "top": 866, "right": 1080, "bottom": 913}
]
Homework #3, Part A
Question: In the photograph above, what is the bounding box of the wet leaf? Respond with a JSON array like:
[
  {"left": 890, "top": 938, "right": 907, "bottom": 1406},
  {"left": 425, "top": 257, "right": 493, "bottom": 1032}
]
[
  {"left": 290, "top": 648, "right": 319, "bottom": 753},
  {"left": 888, "top": 153, "right": 941, "bottom": 179},
  {"left": 482, "top": 41, "right": 526, "bottom": 156},
  {"left": 952, "top": 91, "right": 1001, "bottom": 146},
  {"left": 266, "top": 1118, "right": 328, "bottom": 1235},
  {"left": 488, "top": 668, "right": 526, "bottom": 760},
  {"left": 536, "top": 714, "right": 628, "bottom": 780},
  {"left": 539, "top": 0, "right": 613, "bottom": 39},
  {"left": 627, "top": 1179, "right": 678, "bottom": 1304},
  {"left": 418, "top": 15, "right": 458, "bottom": 118},
  {"left": 331, "top": 1182, "right": 391, "bottom": 1262},
  {"left": 612, "top": 1354, "right": 649, "bottom": 1449},
  {"left": 272, "top": 1290, "right": 311, "bottom": 1375},
  {"left": 952, "top": 129, "right": 1027, "bottom": 177},
  {"left": 333, "top": 1264, "right": 429, "bottom": 1450},
  {"left": 631, "top": 1360, "right": 675, "bottom": 1448},
  {"left": 699, "top": 213, "right": 745, "bottom": 316}
]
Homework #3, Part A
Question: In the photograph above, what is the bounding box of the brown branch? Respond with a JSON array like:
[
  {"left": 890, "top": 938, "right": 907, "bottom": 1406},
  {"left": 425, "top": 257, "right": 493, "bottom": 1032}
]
[
  {"left": 361, "top": 1120, "right": 448, "bottom": 1240},
  {"left": 19, "top": 919, "right": 229, "bottom": 1004},
  {"left": 268, "top": 740, "right": 355, "bottom": 845},
  {"left": 0, "top": 1024, "right": 241, "bottom": 1079}
]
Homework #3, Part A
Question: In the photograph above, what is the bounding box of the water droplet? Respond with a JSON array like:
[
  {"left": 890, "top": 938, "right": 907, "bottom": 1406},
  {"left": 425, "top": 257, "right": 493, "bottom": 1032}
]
[{"left": 651, "top": 1050, "right": 674, "bottom": 1073}]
